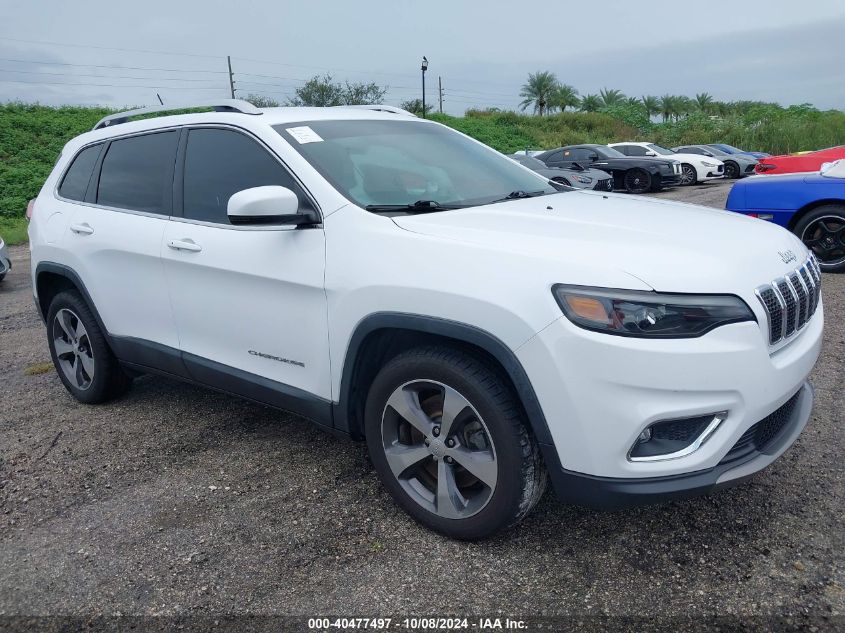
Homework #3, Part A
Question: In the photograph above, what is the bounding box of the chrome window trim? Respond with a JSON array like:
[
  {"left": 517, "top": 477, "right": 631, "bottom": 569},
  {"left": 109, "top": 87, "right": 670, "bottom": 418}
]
[{"left": 627, "top": 412, "right": 727, "bottom": 463}]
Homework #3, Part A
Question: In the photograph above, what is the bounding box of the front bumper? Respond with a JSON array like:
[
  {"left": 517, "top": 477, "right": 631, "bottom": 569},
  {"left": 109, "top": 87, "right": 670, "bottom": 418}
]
[
  {"left": 659, "top": 173, "right": 682, "bottom": 188},
  {"left": 516, "top": 305, "right": 822, "bottom": 484},
  {"left": 544, "top": 381, "right": 813, "bottom": 509}
]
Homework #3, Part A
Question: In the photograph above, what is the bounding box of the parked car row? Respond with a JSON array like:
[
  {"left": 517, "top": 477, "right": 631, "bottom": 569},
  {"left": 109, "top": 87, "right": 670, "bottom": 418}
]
[{"left": 510, "top": 141, "right": 768, "bottom": 194}]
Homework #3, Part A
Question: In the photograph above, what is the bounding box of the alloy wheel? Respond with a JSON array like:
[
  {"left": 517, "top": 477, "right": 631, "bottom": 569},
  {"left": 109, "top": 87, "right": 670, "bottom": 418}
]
[
  {"left": 801, "top": 215, "right": 845, "bottom": 266},
  {"left": 624, "top": 169, "right": 650, "bottom": 194},
  {"left": 52, "top": 308, "right": 95, "bottom": 390},
  {"left": 680, "top": 164, "right": 696, "bottom": 185},
  {"left": 724, "top": 162, "right": 740, "bottom": 178},
  {"left": 381, "top": 380, "right": 497, "bottom": 519}
]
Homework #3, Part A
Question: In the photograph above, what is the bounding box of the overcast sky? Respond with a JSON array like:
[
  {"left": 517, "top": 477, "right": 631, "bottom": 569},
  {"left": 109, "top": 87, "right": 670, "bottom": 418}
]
[{"left": 1, "top": 0, "right": 844, "bottom": 114}]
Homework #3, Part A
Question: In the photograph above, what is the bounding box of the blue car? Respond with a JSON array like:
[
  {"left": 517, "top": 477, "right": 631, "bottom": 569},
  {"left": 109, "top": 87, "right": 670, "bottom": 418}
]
[
  {"left": 708, "top": 144, "right": 770, "bottom": 160},
  {"left": 725, "top": 164, "right": 845, "bottom": 272}
]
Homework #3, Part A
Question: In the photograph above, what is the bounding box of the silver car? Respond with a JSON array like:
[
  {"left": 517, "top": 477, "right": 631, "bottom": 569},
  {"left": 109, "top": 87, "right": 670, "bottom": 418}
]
[
  {"left": 672, "top": 144, "right": 758, "bottom": 179},
  {"left": 0, "top": 235, "right": 10, "bottom": 282},
  {"left": 508, "top": 154, "right": 614, "bottom": 191}
]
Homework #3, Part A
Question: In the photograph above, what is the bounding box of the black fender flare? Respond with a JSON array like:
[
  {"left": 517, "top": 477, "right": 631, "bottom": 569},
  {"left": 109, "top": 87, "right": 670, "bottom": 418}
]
[
  {"left": 34, "top": 262, "right": 110, "bottom": 335},
  {"left": 334, "top": 312, "right": 555, "bottom": 448}
]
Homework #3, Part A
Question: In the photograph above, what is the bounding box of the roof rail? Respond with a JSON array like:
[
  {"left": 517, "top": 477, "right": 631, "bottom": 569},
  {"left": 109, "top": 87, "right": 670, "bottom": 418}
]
[
  {"left": 338, "top": 104, "right": 417, "bottom": 117},
  {"left": 92, "top": 99, "right": 262, "bottom": 130}
]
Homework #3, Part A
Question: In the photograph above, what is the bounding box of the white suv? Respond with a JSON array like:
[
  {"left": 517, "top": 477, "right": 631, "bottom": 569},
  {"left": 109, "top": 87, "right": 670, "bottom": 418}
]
[{"left": 29, "top": 100, "right": 823, "bottom": 539}]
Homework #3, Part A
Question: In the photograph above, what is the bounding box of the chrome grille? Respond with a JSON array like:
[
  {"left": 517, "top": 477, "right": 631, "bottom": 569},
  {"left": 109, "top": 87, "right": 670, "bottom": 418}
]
[{"left": 755, "top": 255, "right": 822, "bottom": 346}]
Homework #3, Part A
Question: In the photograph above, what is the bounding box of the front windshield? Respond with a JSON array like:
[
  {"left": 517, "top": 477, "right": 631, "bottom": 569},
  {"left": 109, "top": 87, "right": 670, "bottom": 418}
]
[
  {"left": 275, "top": 120, "right": 557, "bottom": 210},
  {"left": 704, "top": 146, "right": 729, "bottom": 156},
  {"left": 717, "top": 144, "right": 740, "bottom": 153},
  {"left": 595, "top": 146, "right": 626, "bottom": 159},
  {"left": 647, "top": 144, "right": 675, "bottom": 156}
]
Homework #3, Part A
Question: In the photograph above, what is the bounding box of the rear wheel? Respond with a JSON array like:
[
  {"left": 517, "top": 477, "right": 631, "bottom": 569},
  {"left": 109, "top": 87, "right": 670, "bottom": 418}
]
[
  {"left": 680, "top": 163, "right": 697, "bottom": 186},
  {"left": 46, "top": 290, "right": 132, "bottom": 403},
  {"left": 364, "top": 347, "right": 546, "bottom": 540},
  {"left": 724, "top": 161, "right": 740, "bottom": 179},
  {"left": 624, "top": 168, "right": 651, "bottom": 194},
  {"left": 794, "top": 205, "right": 845, "bottom": 272}
]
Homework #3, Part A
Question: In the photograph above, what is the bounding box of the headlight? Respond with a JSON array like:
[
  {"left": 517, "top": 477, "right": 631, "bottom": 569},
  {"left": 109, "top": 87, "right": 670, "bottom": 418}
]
[
  {"left": 701, "top": 161, "right": 717, "bottom": 167},
  {"left": 552, "top": 285, "right": 755, "bottom": 338},
  {"left": 574, "top": 175, "right": 592, "bottom": 185}
]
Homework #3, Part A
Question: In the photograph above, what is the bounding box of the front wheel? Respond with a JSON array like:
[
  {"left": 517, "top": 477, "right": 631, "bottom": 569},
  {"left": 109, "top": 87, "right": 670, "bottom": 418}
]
[
  {"left": 724, "top": 161, "right": 740, "bottom": 179},
  {"left": 624, "top": 168, "right": 651, "bottom": 194},
  {"left": 794, "top": 205, "right": 845, "bottom": 272},
  {"left": 364, "top": 347, "right": 547, "bottom": 540},
  {"left": 680, "top": 163, "right": 698, "bottom": 186}
]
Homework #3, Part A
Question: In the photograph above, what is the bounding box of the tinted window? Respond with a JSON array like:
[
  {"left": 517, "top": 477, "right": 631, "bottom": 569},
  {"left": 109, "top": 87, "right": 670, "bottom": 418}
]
[
  {"left": 59, "top": 144, "right": 102, "bottom": 201},
  {"left": 564, "top": 148, "right": 597, "bottom": 162},
  {"left": 623, "top": 145, "right": 648, "bottom": 157},
  {"left": 97, "top": 132, "right": 178, "bottom": 214},
  {"left": 183, "top": 128, "right": 301, "bottom": 224},
  {"left": 679, "top": 146, "right": 705, "bottom": 155}
]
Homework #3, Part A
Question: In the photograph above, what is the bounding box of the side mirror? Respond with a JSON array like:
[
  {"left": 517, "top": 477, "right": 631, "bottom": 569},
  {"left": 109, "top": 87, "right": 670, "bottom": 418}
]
[
  {"left": 645, "top": 151, "right": 657, "bottom": 157},
  {"left": 227, "top": 186, "right": 319, "bottom": 226}
]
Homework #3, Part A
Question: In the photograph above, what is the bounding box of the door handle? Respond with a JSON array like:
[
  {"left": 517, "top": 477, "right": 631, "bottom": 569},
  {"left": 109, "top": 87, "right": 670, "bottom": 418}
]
[
  {"left": 167, "top": 239, "right": 202, "bottom": 253},
  {"left": 70, "top": 223, "right": 94, "bottom": 235}
]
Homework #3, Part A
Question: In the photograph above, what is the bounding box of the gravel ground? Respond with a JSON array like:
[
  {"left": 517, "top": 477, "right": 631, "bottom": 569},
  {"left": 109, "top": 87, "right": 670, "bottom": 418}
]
[{"left": 0, "top": 183, "right": 843, "bottom": 629}]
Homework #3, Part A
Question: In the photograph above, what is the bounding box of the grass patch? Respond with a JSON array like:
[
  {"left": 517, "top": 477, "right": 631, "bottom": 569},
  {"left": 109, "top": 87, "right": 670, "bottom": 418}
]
[
  {"left": 0, "top": 217, "right": 29, "bottom": 245},
  {"left": 24, "top": 362, "right": 54, "bottom": 376}
]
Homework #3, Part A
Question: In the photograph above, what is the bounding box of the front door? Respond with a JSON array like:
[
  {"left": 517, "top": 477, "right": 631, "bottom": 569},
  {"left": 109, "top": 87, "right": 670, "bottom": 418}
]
[{"left": 161, "top": 127, "right": 331, "bottom": 410}]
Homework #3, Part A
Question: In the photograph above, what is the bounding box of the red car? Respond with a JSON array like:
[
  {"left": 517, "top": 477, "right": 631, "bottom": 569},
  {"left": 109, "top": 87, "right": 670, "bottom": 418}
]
[{"left": 755, "top": 145, "right": 845, "bottom": 175}]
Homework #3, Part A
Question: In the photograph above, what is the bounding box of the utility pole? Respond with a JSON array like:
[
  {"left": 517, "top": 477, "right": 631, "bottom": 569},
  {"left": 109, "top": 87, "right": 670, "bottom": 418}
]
[
  {"left": 420, "top": 57, "right": 428, "bottom": 119},
  {"left": 438, "top": 76, "right": 443, "bottom": 114},
  {"left": 227, "top": 55, "right": 235, "bottom": 99}
]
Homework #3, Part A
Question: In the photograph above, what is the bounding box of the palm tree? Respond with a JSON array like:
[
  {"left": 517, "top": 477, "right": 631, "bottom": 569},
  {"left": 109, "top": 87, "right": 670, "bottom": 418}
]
[
  {"left": 579, "top": 94, "right": 602, "bottom": 112},
  {"left": 551, "top": 84, "right": 580, "bottom": 112},
  {"left": 599, "top": 88, "right": 626, "bottom": 108},
  {"left": 659, "top": 94, "right": 676, "bottom": 122},
  {"left": 694, "top": 92, "right": 714, "bottom": 113},
  {"left": 519, "top": 71, "right": 558, "bottom": 116},
  {"left": 676, "top": 96, "right": 693, "bottom": 120},
  {"left": 641, "top": 95, "right": 660, "bottom": 119}
]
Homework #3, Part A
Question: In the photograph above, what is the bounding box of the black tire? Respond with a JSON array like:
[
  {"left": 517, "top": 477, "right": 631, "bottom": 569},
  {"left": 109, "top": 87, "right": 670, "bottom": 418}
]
[
  {"left": 364, "top": 346, "right": 547, "bottom": 540},
  {"left": 624, "top": 168, "right": 651, "bottom": 194},
  {"left": 46, "top": 290, "right": 132, "bottom": 404},
  {"left": 724, "top": 161, "right": 740, "bottom": 179},
  {"left": 793, "top": 205, "right": 845, "bottom": 273},
  {"left": 680, "top": 163, "right": 698, "bottom": 186}
]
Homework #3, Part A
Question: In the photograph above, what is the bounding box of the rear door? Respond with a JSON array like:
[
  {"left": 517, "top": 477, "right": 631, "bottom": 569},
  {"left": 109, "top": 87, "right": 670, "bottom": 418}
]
[
  {"left": 161, "top": 126, "right": 330, "bottom": 405},
  {"left": 64, "top": 130, "right": 180, "bottom": 357}
]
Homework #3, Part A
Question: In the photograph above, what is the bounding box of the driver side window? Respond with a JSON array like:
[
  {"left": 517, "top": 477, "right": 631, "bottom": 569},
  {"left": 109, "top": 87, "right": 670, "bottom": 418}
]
[{"left": 182, "top": 128, "right": 305, "bottom": 225}]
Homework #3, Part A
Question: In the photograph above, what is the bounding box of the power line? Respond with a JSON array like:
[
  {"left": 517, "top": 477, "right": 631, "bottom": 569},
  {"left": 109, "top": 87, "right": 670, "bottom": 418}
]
[
  {"left": 0, "top": 57, "right": 227, "bottom": 74},
  {"left": 0, "top": 78, "right": 226, "bottom": 90},
  {"left": 0, "top": 35, "right": 222, "bottom": 59},
  {"left": 0, "top": 67, "right": 226, "bottom": 84}
]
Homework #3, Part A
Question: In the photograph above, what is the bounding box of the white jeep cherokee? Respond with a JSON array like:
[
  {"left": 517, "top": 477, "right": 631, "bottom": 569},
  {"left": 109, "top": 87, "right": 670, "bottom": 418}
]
[{"left": 29, "top": 100, "right": 823, "bottom": 539}]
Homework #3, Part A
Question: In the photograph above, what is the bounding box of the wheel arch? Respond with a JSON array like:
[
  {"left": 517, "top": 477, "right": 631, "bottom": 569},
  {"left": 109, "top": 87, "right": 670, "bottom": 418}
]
[
  {"left": 333, "top": 313, "right": 555, "bottom": 450},
  {"left": 35, "top": 262, "right": 110, "bottom": 337},
  {"left": 787, "top": 199, "right": 845, "bottom": 232}
]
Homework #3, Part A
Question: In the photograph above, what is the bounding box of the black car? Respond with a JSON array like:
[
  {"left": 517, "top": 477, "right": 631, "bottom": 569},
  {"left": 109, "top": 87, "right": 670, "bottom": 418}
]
[{"left": 535, "top": 144, "right": 683, "bottom": 194}]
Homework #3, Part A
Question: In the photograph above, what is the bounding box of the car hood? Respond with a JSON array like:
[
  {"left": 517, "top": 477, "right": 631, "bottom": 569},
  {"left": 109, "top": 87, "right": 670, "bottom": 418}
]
[{"left": 391, "top": 190, "right": 806, "bottom": 293}]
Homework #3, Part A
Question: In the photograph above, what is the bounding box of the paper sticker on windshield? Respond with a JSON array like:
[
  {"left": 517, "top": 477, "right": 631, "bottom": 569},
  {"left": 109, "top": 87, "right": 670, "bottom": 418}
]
[{"left": 286, "top": 126, "right": 323, "bottom": 144}]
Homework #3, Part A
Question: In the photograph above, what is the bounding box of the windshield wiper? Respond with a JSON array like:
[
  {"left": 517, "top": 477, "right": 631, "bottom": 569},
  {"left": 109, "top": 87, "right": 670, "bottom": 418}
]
[
  {"left": 365, "top": 200, "right": 465, "bottom": 213},
  {"left": 487, "top": 190, "right": 549, "bottom": 204}
]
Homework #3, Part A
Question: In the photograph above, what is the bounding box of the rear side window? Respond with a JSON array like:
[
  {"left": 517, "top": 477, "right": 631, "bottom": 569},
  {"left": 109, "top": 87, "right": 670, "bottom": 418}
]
[
  {"left": 97, "top": 131, "right": 179, "bottom": 214},
  {"left": 182, "top": 128, "right": 302, "bottom": 224},
  {"left": 59, "top": 144, "right": 102, "bottom": 201}
]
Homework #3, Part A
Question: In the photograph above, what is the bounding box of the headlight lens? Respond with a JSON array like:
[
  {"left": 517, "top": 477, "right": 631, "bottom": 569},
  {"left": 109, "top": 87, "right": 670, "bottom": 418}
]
[
  {"left": 701, "top": 161, "right": 717, "bottom": 167},
  {"left": 574, "top": 175, "right": 592, "bottom": 184},
  {"left": 552, "top": 285, "right": 755, "bottom": 338}
]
